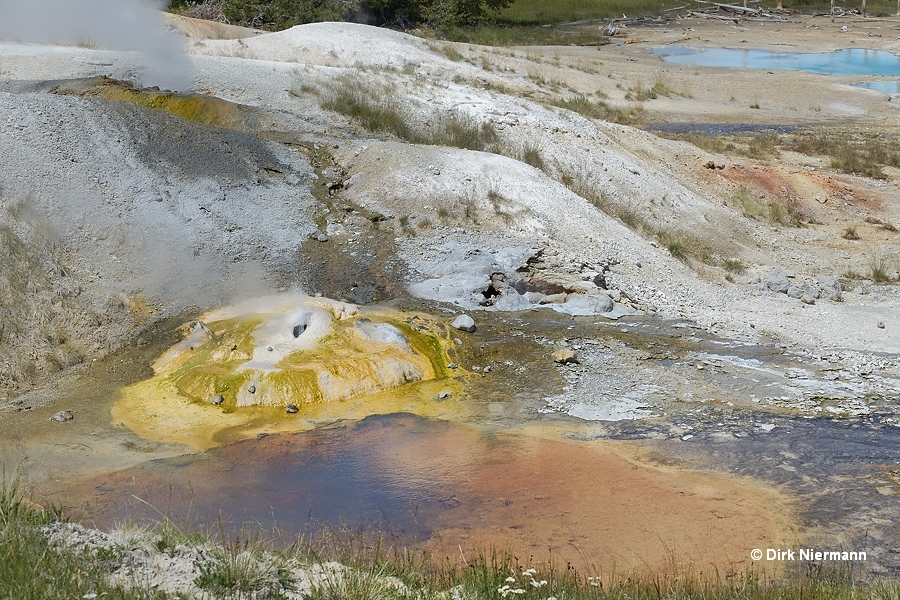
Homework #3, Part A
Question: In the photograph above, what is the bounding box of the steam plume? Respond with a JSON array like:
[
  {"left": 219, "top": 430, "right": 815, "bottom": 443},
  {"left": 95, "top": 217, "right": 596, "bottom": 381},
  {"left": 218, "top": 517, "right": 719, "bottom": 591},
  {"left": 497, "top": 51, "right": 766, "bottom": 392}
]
[{"left": 0, "top": 0, "right": 194, "bottom": 91}]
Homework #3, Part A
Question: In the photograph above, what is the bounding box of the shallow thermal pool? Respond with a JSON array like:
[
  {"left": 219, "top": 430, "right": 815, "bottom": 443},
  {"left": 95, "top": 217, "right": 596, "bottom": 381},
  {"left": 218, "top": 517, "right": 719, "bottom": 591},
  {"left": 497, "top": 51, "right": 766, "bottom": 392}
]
[
  {"left": 654, "top": 45, "right": 900, "bottom": 76},
  {"left": 854, "top": 80, "right": 900, "bottom": 94}
]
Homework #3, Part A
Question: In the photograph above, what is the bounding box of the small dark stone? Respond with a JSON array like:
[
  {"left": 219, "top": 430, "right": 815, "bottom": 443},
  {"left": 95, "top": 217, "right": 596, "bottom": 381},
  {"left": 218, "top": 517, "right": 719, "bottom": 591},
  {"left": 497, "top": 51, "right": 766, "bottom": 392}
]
[
  {"left": 285, "top": 404, "right": 299, "bottom": 414},
  {"left": 211, "top": 394, "right": 224, "bottom": 405},
  {"left": 293, "top": 323, "right": 307, "bottom": 338},
  {"left": 448, "top": 363, "right": 458, "bottom": 369},
  {"left": 248, "top": 385, "right": 256, "bottom": 394},
  {"left": 437, "top": 391, "right": 452, "bottom": 400}
]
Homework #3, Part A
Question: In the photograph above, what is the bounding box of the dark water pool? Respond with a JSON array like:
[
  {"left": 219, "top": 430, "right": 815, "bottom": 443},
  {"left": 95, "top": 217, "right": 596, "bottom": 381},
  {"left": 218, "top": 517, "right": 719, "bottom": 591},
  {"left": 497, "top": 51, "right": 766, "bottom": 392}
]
[{"left": 655, "top": 45, "right": 900, "bottom": 76}]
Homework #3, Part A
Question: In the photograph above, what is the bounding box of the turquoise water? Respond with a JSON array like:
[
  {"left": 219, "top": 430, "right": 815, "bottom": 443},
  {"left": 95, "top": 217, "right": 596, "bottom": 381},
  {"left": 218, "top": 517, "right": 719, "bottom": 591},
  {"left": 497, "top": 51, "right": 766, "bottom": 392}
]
[
  {"left": 655, "top": 45, "right": 900, "bottom": 76},
  {"left": 854, "top": 80, "right": 900, "bottom": 93}
]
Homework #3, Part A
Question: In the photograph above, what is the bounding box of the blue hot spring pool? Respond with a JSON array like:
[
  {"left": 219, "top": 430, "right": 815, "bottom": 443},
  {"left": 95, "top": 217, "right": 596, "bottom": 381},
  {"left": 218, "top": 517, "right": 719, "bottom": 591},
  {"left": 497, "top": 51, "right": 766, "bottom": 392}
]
[{"left": 654, "top": 45, "right": 900, "bottom": 76}]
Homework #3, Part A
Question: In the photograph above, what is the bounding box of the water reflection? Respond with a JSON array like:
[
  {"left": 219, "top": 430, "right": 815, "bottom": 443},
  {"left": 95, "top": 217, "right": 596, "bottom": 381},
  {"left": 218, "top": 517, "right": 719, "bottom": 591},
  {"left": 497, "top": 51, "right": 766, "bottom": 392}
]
[{"left": 51, "top": 413, "right": 793, "bottom": 572}]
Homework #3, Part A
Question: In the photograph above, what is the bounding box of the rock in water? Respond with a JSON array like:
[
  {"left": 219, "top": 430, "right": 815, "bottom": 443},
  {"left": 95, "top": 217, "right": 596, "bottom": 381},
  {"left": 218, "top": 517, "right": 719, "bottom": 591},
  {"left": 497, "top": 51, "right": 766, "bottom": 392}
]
[
  {"left": 211, "top": 394, "right": 224, "bottom": 405},
  {"left": 50, "top": 410, "right": 74, "bottom": 422},
  {"left": 285, "top": 404, "right": 299, "bottom": 414},
  {"left": 451, "top": 314, "right": 477, "bottom": 333}
]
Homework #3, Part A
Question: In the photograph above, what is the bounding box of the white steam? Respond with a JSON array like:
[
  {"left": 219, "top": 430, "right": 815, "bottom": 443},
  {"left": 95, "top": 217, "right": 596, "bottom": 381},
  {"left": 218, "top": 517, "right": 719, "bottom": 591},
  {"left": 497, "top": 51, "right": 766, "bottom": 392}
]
[{"left": 0, "top": 0, "right": 194, "bottom": 91}]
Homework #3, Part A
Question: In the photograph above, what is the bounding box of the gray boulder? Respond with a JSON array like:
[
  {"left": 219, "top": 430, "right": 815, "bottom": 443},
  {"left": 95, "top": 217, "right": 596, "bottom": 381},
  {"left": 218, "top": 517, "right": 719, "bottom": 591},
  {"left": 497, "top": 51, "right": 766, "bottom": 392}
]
[
  {"left": 766, "top": 267, "right": 790, "bottom": 294},
  {"left": 493, "top": 292, "right": 531, "bottom": 311},
  {"left": 815, "top": 274, "right": 842, "bottom": 301},
  {"left": 552, "top": 293, "right": 614, "bottom": 316},
  {"left": 451, "top": 314, "right": 477, "bottom": 333}
]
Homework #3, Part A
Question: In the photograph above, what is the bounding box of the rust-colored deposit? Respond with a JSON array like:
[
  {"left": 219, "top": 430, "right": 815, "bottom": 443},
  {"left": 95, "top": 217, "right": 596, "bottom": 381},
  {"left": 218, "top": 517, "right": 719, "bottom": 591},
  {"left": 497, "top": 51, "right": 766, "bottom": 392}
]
[{"left": 48, "top": 414, "right": 797, "bottom": 575}]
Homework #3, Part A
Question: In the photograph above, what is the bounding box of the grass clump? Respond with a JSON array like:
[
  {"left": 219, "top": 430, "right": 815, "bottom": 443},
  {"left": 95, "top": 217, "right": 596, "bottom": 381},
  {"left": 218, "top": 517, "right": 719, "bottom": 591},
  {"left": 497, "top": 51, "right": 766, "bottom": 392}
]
[
  {"left": 863, "top": 216, "right": 899, "bottom": 232},
  {"left": 731, "top": 186, "right": 809, "bottom": 227},
  {"left": 550, "top": 94, "right": 644, "bottom": 125},
  {"left": 793, "top": 130, "right": 900, "bottom": 179},
  {"left": 320, "top": 80, "right": 414, "bottom": 141},
  {"left": 316, "top": 75, "right": 497, "bottom": 152},
  {"left": 722, "top": 258, "right": 747, "bottom": 274},
  {"left": 0, "top": 475, "right": 166, "bottom": 600},
  {"left": 196, "top": 542, "right": 293, "bottom": 599},
  {"left": 869, "top": 255, "right": 897, "bottom": 283},
  {"left": 842, "top": 226, "right": 860, "bottom": 240},
  {"left": 512, "top": 140, "right": 545, "bottom": 170}
]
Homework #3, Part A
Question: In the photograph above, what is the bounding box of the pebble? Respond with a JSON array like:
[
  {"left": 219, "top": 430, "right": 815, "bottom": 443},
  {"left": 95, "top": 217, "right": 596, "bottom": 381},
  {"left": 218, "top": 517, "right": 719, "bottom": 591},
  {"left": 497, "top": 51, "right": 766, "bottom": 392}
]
[
  {"left": 285, "top": 404, "right": 299, "bottom": 414},
  {"left": 211, "top": 394, "right": 224, "bottom": 405},
  {"left": 248, "top": 385, "right": 256, "bottom": 394},
  {"left": 50, "top": 410, "right": 74, "bottom": 422},
  {"left": 437, "top": 391, "right": 452, "bottom": 400}
]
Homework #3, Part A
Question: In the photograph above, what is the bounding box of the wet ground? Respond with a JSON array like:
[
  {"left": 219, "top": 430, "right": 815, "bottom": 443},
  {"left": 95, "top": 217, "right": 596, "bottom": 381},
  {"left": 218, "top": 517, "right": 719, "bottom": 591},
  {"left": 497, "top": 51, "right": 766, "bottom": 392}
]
[{"left": 13, "top": 303, "right": 899, "bottom": 575}]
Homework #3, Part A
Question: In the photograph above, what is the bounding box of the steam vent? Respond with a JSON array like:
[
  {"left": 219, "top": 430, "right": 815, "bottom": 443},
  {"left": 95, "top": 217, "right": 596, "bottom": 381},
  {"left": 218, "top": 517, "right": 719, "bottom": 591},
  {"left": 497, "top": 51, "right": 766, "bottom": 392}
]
[{"left": 152, "top": 295, "right": 447, "bottom": 411}]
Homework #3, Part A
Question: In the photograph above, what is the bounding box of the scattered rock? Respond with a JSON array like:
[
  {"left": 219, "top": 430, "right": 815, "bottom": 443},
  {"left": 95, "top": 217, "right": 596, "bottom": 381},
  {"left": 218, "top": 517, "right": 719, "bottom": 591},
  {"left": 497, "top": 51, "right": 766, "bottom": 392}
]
[
  {"left": 211, "top": 394, "right": 224, "bottom": 405},
  {"left": 285, "top": 404, "right": 299, "bottom": 413},
  {"left": 448, "top": 362, "right": 458, "bottom": 369},
  {"left": 877, "top": 321, "right": 885, "bottom": 329},
  {"left": 765, "top": 267, "right": 790, "bottom": 294},
  {"left": 815, "top": 274, "right": 842, "bottom": 301},
  {"left": 248, "top": 385, "right": 257, "bottom": 394},
  {"left": 50, "top": 410, "right": 74, "bottom": 422},
  {"left": 437, "top": 391, "right": 452, "bottom": 399},
  {"left": 451, "top": 314, "right": 476, "bottom": 333},
  {"left": 800, "top": 294, "right": 815, "bottom": 305},
  {"left": 483, "top": 365, "right": 492, "bottom": 373},
  {"left": 552, "top": 349, "right": 578, "bottom": 364}
]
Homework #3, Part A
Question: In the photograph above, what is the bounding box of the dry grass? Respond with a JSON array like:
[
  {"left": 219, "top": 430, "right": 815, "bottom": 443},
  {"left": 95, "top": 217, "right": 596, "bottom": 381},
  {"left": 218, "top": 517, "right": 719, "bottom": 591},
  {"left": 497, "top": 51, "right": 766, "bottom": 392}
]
[
  {"left": 316, "top": 74, "right": 497, "bottom": 152},
  {"left": 731, "top": 186, "right": 810, "bottom": 227},
  {"left": 550, "top": 94, "right": 644, "bottom": 125}
]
